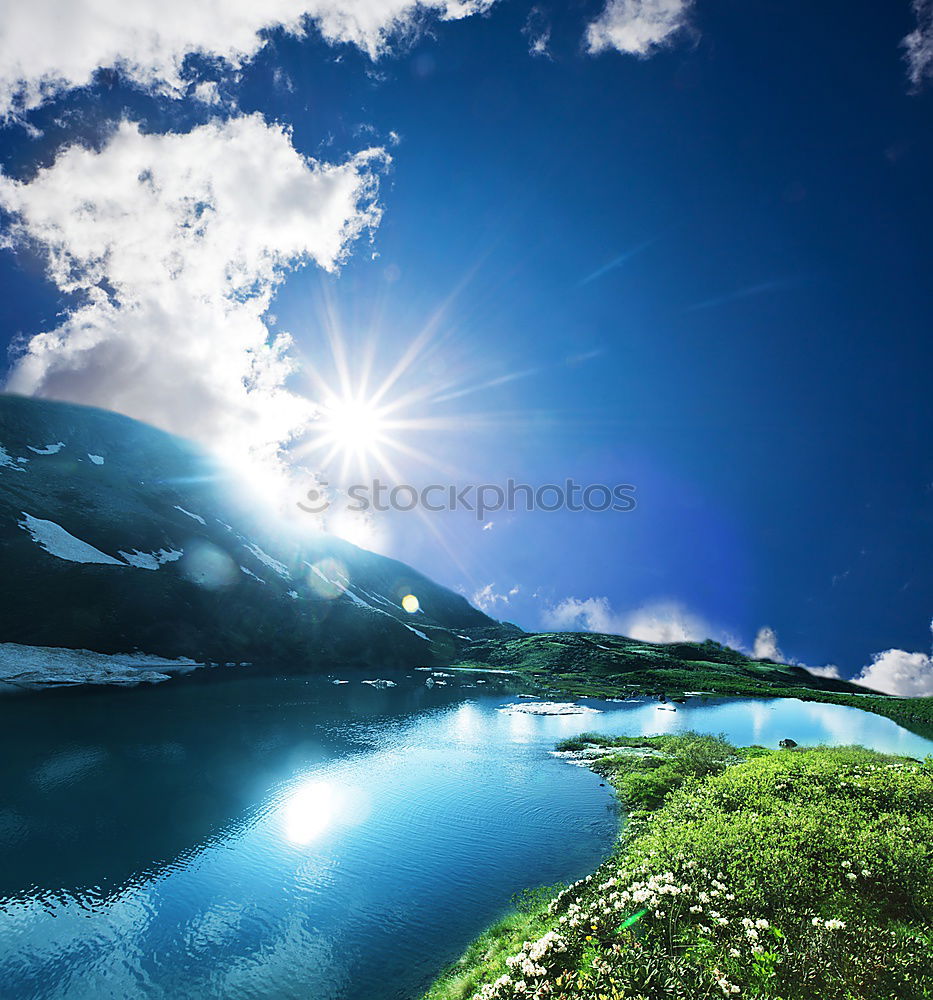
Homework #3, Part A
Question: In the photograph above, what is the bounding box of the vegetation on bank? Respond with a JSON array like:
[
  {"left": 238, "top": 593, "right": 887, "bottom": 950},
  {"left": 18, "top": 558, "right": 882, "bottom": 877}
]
[
  {"left": 450, "top": 631, "right": 933, "bottom": 739},
  {"left": 423, "top": 734, "right": 933, "bottom": 1000}
]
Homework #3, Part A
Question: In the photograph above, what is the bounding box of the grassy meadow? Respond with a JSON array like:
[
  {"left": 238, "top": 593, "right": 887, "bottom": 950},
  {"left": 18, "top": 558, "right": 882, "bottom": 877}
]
[{"left": 424, "top": 734, "right": 933, "bottom": 1000}]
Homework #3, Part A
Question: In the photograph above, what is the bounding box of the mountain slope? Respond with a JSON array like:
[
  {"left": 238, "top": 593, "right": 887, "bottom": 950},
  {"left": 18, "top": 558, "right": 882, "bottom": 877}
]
[
  {"left": 0, "top": 394, "right": 501, "bottom": 684},
  {"left": 449, "top": 630, "right": 881, "bottom": 700}
]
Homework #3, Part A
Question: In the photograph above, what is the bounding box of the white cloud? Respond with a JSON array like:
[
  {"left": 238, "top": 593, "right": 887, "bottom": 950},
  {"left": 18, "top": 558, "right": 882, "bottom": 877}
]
[
  {"left": 543, "top": 596, "right": 719, "bottom": 643},
  {"left": 754, "top": 624, "right": 842, "bottom": 679},
  {"left": 472, "top": 582, "right": 518, "bottom": 611},
  {"left": 0, "top": 114, "right": 387, "bottom": 467},
  {"left": 904, "top": 0, "right": 933, "bottom": 88},
  {"left": 543, "top": 596, "right": 623, "bottom": 633},
  {"left": 585, "top": 0, "right": 693, "bottom": 57},
  {"left": 0, "top": 0, "right": 495, "bottom": 117},
  {"left": 752, "top": 626, "right": 782, "bottom": 661},
  {"left": 806, "top": 664, "right": 842, "bottom": 680},
  {"left": 853, "top": 649, "right": 933, "bottom": 696},
  {"left": 523, "top": 8, "right": 552, "bottom": 59},
  {"left": 851, "top": 620, "right": 933, "bottom": 696}
]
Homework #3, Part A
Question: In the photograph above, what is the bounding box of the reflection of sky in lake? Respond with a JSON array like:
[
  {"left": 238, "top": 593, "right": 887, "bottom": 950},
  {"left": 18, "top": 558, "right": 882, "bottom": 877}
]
[{"left": 0, "top": 676, "right": 929, "bottom": 1000}]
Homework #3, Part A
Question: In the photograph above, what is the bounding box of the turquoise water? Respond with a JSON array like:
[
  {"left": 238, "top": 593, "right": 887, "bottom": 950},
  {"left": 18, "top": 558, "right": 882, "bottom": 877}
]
[{"left": 0, "top": 673, "right": 929, "bottom": 1000}]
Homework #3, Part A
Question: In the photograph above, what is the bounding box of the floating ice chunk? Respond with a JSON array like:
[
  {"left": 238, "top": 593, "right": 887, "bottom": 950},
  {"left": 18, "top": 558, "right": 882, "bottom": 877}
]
[
  {"left": 287, "top": 589, "right": 299, "bottom": 599},
  {"left": 362, "top": 678, "right": 397, "bottom": 688},
  {"left": 0, "top": 642, "right": 202, "bottom": 691},
  {"left": 498, "top": 701, "right": 602, "bottom": 717},
  {"left": 88, "top": 454, "right": 104, "bottom": 465},
  {"left": 173, "top": 505, "right": 205, "bottom": 524},
  {"left": 28, "top": 442, "right": 65, "bottom": 455},
  {"left": 20, "top": 513, "right": 124, "bottom": 565}
]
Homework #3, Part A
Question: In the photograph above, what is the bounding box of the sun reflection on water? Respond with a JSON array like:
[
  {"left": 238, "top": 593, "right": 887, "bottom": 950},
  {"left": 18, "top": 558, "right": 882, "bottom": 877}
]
[{"left": 283, "top": 780, "right": 337, "bottom": 845}]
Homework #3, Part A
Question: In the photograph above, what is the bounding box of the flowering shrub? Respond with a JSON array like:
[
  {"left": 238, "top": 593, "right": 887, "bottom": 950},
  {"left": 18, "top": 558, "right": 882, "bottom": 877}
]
[{"left": 425, "top": 739, "right": 933, "bottom": 1000}]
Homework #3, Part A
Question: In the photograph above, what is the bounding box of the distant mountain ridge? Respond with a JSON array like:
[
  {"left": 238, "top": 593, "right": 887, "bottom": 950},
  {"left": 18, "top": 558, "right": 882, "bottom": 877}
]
[{"left": 0, "top": 394, "right": 504, "bottom": 686}]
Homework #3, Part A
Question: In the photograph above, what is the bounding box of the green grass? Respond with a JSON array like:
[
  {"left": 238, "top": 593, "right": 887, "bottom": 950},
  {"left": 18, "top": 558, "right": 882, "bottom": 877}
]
[
  {"left": 423, "top": 908, "right": 553, "bottom": 1000},
  {"left": 422, "top": 735, "right": 933, "bottom": 1000}
]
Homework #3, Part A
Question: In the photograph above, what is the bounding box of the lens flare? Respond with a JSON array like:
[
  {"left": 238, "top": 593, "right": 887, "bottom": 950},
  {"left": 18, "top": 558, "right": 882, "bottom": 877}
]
[{"left": 401, "top": 594, "right": 420, "bottom": 614}]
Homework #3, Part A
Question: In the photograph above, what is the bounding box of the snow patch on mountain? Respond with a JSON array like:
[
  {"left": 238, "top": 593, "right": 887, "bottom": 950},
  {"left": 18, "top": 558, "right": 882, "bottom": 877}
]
[
  {"left": 0, "top": 445, "right": 26, "bottom": 472},
  {"left": 401, "top": 622, "right": 431, "bottom": 642},
  {"left": 28, "top": 442, "right": 65, "bottom": 455},
  {"left": 0, "top": 642, "right": 202, "bottom": 691},
  {"left": 359, "top": 588, "right": 400, "bottom": 609},
  {"left": 244, "top": 542, "right": 289, "bottom": 579},
  {"left": 240, "top": 565, "right": 265, "bottom": 583},
  {"left": 173, "top": 505, "right": 206, "bottom": 524},
  {"left": 88, "top": 454, "right": 105, "bottom": 465},
  {"left": 342, "top": 586, "right": 372, "bottom": 608},
  {"left": 118, "top": 548, "right": 184, "bottom": 570},
  {"left": 367, "top": 604, "right": 432, "bottom": 643},
  {"left": 20, "top": 513, "right": 125, "bottom": 565}
]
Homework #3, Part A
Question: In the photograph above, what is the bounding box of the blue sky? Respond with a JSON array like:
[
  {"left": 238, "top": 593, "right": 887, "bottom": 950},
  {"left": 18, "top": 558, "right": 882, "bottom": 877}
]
[{"left": 1, "top": 0, "right": 932, "bottom": 681}]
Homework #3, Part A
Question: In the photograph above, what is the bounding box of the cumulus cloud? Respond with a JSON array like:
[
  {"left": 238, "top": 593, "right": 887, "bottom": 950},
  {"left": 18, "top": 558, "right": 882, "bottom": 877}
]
[
  {"left": 0, "top": 114, "right": 387, "bottom": 466},
  {"left": 585, "top": 0, "right": 693, "bottom": 57},
  {"left": 543, "top": 596, "right": 719, "bottom": 643},
  {"left": 752, "top": 626, "right": 782, "bottom": 661},
  {"left": 851, "top": 620, "right": 933, "bottom": 696},
  {"left": 904, "top": 0, "right": 933, "bottom": 88},
  {"left": 0, "top": 0, "right": 494, "bottom": 117}
]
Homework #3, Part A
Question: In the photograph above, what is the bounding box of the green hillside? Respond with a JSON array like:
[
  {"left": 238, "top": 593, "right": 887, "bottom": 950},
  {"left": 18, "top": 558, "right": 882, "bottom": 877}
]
[{"left": 450, "top": 630, "right": 933, "bottom": 738}]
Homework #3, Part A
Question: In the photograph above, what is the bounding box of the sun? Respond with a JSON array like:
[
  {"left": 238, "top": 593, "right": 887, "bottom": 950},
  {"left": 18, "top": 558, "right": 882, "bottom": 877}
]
[{"left": 319, "top": 396, "right": 387, "bottom": 454}]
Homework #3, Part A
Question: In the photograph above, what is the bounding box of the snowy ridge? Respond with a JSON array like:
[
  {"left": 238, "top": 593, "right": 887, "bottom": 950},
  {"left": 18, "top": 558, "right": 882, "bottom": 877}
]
[{"left": 0, "top": 396, "right": 496, "bottom": 683}]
